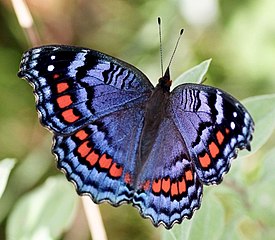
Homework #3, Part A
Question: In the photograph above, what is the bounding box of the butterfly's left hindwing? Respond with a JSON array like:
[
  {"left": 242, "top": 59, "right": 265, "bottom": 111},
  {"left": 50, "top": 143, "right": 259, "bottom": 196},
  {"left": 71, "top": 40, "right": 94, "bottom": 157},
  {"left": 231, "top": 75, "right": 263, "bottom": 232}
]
[
  {"left": 169, "top": 84, "right": 254, "bottom": 185},
  {"left": 18, "top": 45, "right": 153, "bottom": 135},
  {"left": 54, "top": 106, "right": 146, "bottom": 205}
]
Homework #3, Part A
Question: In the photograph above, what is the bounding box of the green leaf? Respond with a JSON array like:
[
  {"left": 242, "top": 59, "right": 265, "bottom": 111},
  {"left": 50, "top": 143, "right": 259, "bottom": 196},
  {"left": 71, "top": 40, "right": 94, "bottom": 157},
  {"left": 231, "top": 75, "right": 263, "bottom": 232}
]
[
  {"left": 172, "top": 59, "right": 212, "bottom": 89},
  {"left": 162, "top": 190, "right": 224, "bottom": 240},
  {"left": 248, "top": 148, "right": 275, "bottom": 227},
  {"left": 236, "top": 216, "right": 262, "bottom": 240},
  {"left": 6, "top": 175, "right": 79, "bottom": 240},
  {"left": 0, "top": 159, "right": 16, "bottom": 199},
  {"left": 241, "top": 94, "right": 275, "bottom": 155},
  {"left": 261, "top": 148, "right": 275, "bottom": 181},
  {"left": 0, "top": 138, "right": 53, "bottom": 223}
]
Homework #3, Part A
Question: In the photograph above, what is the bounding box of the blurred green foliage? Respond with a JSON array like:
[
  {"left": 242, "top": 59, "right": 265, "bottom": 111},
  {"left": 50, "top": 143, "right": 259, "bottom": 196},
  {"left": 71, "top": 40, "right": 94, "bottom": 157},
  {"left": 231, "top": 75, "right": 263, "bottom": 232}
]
[{"left": 0, "top": 0, "right": 274, "bottom": 239}]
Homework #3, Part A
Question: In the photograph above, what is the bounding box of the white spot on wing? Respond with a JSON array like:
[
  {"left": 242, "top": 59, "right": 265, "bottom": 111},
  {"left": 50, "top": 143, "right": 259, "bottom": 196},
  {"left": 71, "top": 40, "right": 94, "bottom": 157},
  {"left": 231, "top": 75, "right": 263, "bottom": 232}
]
[
  {"left": 230, "top": 122, "right": 235, "bottom": 130},
  {"left": 51, "top": 55, "right": 56, "bottom": 60},
  {"left": 233, "top": 112, "right": 237, "bottom": 117},
  {"left": 47, "top": 65, "right": 55, "bottom": 72}
]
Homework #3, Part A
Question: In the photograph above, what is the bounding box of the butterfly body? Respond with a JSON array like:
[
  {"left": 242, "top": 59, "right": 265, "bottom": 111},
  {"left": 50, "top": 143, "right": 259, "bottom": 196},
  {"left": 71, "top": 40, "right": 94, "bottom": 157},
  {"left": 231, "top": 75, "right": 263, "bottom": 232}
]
[{"left": 18, "top": 45, "right": 254, "bottom": 228}]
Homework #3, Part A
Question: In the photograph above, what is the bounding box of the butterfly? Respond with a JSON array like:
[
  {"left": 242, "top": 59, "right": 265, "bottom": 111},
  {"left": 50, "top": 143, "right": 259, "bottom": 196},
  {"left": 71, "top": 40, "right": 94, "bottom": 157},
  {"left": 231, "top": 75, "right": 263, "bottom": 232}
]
[{"left": 18, "top": 45, "right": 254, "bottom": 229}]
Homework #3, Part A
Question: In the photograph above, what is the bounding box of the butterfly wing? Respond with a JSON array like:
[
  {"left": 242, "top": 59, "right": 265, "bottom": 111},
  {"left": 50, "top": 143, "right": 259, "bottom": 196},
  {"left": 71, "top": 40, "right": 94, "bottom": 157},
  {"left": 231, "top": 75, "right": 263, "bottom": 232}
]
[
  {"left": 168, "top": 83, "right": 254, "bottom": 185},
  {"left": 132, "top": 82, "right": 253, "bottom": 228},
  {"left": 18, "top": 45, "right": 154, "bottom": 205},
  {"left": 133, "top": 117, "right": 203, "bottom": 228},
  {"left": 54, "top": 106, "right": 145, "bottom": 205},
  {"left": 18, "top": 45, "right": 153, "bottom": 135},
  {"left": 18, "top": 45, "right": 254, "bottom": 229}
]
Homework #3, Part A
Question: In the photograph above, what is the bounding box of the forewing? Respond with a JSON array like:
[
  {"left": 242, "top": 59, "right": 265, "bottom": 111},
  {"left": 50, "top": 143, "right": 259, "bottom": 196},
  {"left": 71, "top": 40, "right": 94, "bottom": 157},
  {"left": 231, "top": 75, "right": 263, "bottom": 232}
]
[
  {"left": 18, "top": 45, "right": 153, "bottom": 135},
  {"left": 169, "top": 83, "right": 254, "bottom": 185}
]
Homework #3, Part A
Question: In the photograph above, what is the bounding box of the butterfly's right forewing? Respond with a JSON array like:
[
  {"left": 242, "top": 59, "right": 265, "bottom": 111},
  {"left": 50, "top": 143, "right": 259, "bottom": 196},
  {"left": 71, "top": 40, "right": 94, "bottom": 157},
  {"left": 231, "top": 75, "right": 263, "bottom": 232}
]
[{"left": 168, "top": 84, "right": 254, "bottom": 185}]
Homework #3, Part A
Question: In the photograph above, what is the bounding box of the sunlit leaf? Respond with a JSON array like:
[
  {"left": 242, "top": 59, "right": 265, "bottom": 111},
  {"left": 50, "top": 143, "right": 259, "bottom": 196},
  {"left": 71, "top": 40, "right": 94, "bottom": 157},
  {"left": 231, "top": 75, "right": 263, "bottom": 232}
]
[
  {"left": 172, "top": 59, "right": 212, "bottom": 89},
  {"left": 6, "top": 175, "right": 78, "bottom": 240},
  {"left": 241, "top": 94, "right": 275, "bottom": 155},
  {"left": 0, "top": 159, "right": 16, "bottom": 199},
  {"left": 0, "top": 138, "right": 53, "bottom": 223},
  {"left": 248, "top": 148, "right": 275, "bottom": 227},
  {"left": 237, "top": 216, "right": 262, "bottom": 239}
]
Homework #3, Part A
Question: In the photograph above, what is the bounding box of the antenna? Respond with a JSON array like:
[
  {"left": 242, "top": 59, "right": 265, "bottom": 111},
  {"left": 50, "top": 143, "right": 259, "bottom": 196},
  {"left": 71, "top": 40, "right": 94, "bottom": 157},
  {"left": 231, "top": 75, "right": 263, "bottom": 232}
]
[
  {"left": 167, "top": 28, "right": 184, "bottom": 70},
  {"left": 158, "top": 17, "right": 164, "bottom": 77}
]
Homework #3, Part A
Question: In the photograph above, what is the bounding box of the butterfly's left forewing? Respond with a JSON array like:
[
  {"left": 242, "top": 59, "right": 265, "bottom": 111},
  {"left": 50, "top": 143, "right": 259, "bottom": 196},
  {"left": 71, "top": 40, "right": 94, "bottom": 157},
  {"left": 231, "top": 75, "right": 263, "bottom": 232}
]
[{"left": 18, "top": 45, "right": 153, "bottom": 135}]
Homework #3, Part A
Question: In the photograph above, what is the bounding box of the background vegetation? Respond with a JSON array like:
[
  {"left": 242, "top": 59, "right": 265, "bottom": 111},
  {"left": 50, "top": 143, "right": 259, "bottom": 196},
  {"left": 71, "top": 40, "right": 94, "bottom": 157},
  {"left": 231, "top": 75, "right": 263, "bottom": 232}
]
[{"left": 0, "top": 0, "right": 274, "bottom": 239}]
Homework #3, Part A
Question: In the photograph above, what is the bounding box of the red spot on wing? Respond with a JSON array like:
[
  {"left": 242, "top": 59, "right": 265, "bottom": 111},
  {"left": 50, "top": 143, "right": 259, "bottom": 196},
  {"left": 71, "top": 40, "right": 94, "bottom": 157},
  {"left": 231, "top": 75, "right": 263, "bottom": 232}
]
[
  {"left": 216, "top": 130, "right": 224, "bottom": 145},
  {"left": 53, "top": 74, "right": 60, "bottom": 79},
  {"left": 152, "top": 179, "right": 161, "bottom": 194},
  {"left": 124, "top": 172, "right": 132, "bottom": 184},
  {"left": 57, "top": 95, "right": 73, "bottom": 108},
  {"left": 77, "top": 141, "right": 91, "bottom": 158},
  {"left": 185, "top": 170, "right": 193, "bottom": 181},
  {"left": 56, "top": 82, "right": 69, "bottom": 93},
  {"left": 178, "top": 177, "right": 186, "bottom": 194},
  {"left": 162, "top": 177, "right": 170, "bottom": 193},
  {"left": 75, "top": 130, "right": 88, "bottom": 140},
  {"left": 209, "top": 142, "right": 219, "bottom": 158},
  {"left": 86, "top": 151, "right": 99, "bottom": 166},
  {"left": 225, "top": 128, "right": 230, "bottom": 134},
  {"left": 109, "top": 163, "right": 123, "bottom": 178},
  {"left": 61, "top": 109, "right": 80, "bottom": 123},
  {"left": 142, "top": 180, "right": 151, "bottom": 191},
  {"left": 171, "top": 181, "right": 179, "bottom": 197},
  {"left": 199, "top": 152, "right": 211, "bottom": 168},
  {"left": 99, "top": 154, "right": 112, "bottom": 169}
]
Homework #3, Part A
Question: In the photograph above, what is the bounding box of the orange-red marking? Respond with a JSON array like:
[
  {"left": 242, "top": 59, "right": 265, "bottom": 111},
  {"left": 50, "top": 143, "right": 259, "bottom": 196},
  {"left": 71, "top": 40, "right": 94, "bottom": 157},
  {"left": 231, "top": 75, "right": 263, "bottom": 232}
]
[
  {"left": 75, "top": 130, "right": 88, "bottom": 140},
  {"left": 162, "top": 177, "right": 171, "bottom": 193},
  {"left": 124, "top": 172, "right": 132, "bottom": 184},
  {"left": 86, "top": 151, "right": 99, "bottom": 166},
  {"left": 199, "top": 152, "right": 211, "bottom": 168},
  {"left": 53, "top": 74, "right": 60, "bottom": 79},
  {"left": 77, "top": 141, "right": 91, "bottom": 158},
  {"left": 57, "top": 95, "right": 73, "bottom": 108},
  {"left": 99, "top": 154, "right": 112, "bottom": 169},
  {"left": 61, "top": 109, "right": 80, "bottom": 123},
  {"left": 109, "top": 163, "right": 123, "bottom": 178},
  {"left": 216, "top": 130, "right": 224, "bottom": 145},
  {"left": 185, "top": 170, "right": 193, "bottom": 181},
  {"left": 178, "top": 177, "right": 186, "bottom": 194},
  {"left": 171, "top": 181, "right": 179, "bottom": 197},
  {"left": 225, "top": 128, "right": 230, "bottom": 134},
  {"left": 152, "top": 179, "right": 161, "bottom": 194},
  {"left": 56, "top": 82, "right": 69, "bottom": 93},
  {"left": 209, "top": 142, "right": 219, "bottom": 158},
  {"left": 142, "top": 180, "right": 151, "bottom": 191}
]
